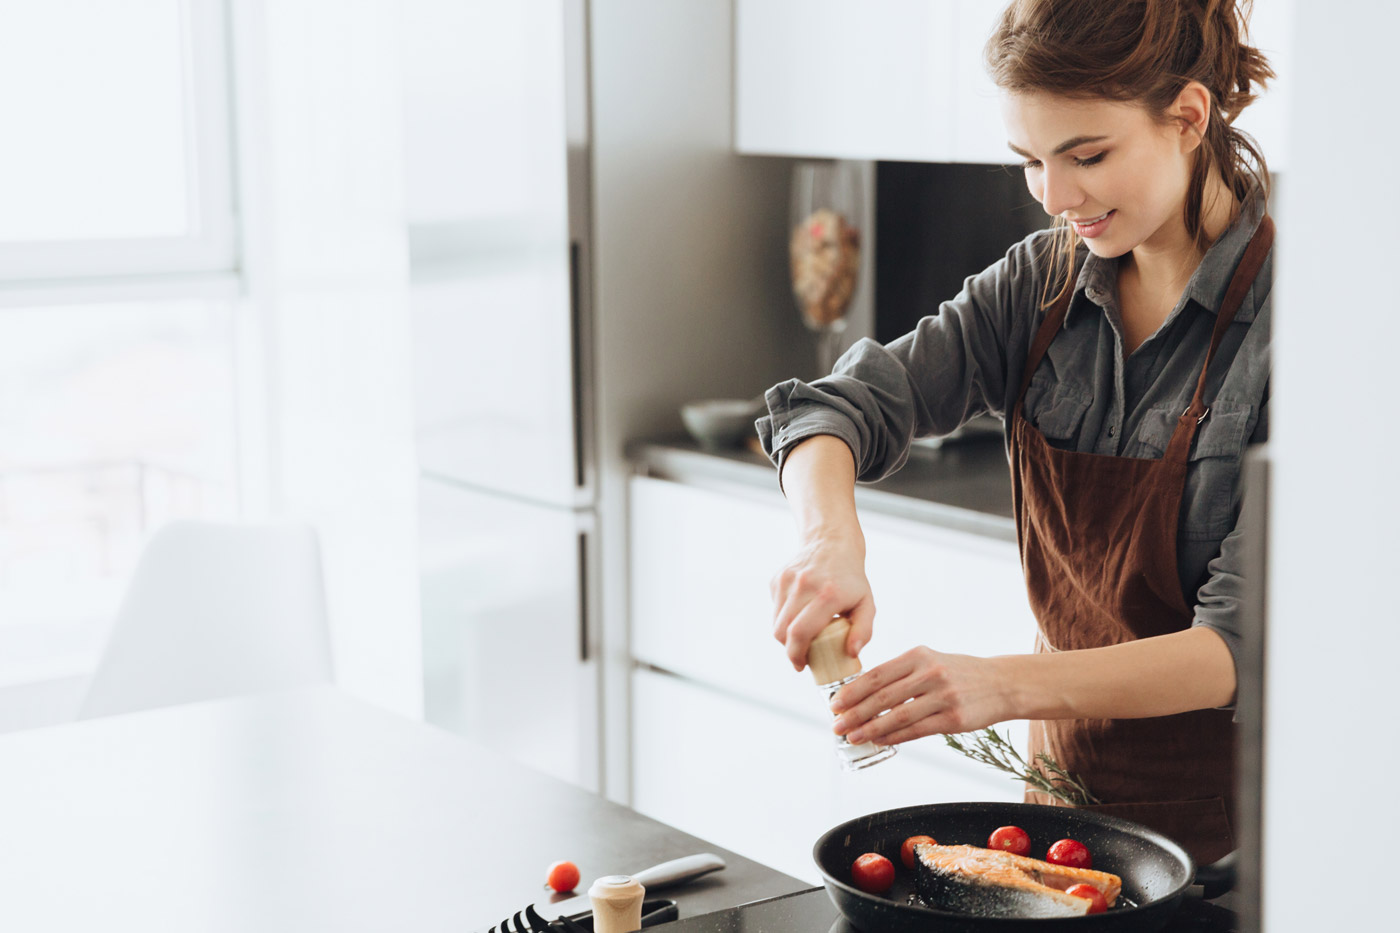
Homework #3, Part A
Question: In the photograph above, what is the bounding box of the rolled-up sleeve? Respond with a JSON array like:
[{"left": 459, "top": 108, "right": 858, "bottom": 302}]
[
  {"left": 756, "top": 234, "right": 1043, "bottom": 488},
  {"left": 1191, "top": 519, "right": 1247, "bottom": 665},
  {"left": 1192, "top": 403, "right": 1270, "bottom": 716}
]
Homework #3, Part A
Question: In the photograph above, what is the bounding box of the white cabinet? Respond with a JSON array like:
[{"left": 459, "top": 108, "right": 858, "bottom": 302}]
[
  {"left": 734, "top": 0, "right": 1013, "bottom": 163},
  {"left": 631, "top": 668, "right": 1022, "bottom": 885},
  {"left": 627, "top": 475, "right": 1032, "bottom": 879},
  {"left": 735, "top": 0, "right": 1292, "bottom": 168},
  {"left": 628, "top": 476, "right": 1036, "bottom": 724},
  {"left": 952, "top": 0, "right": 1015, "bottom": 163},
  {"left": 734, "top": 0, "right": 955, "bottom": 161},
  {"left": 402, "top": 1, "right": 584, "bottom": 508},
  {"left": 418, "top": 476, "right": 598, "bottom": 790}
]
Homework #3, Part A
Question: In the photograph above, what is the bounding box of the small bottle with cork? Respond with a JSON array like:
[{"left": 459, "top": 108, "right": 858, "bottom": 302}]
[{"left": 806, "top": 615, "right": 896, "bottom": 770}]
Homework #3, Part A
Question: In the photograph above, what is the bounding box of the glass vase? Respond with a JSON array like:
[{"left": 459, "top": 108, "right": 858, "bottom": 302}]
[{"left": 789, "top": 161, "right": 863, "bottom": 377}]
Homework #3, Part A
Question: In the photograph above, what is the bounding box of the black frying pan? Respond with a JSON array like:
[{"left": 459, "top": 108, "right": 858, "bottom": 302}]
[{"left": 813, "top": 802, "right": 1234, "bottom": 932}]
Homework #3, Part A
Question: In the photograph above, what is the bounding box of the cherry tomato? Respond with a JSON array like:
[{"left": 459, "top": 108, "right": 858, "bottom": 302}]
[
  {"left": 851, "top": 853, "right": 895, "bottom": 894},
  {"left": 987, "top": 825, "right": 1031, "bottom": 856},
  {"left": 545, "top": 860, "right": 580, "bottom": 893},
  {"left": 900, "top": 835, "right": 937, "bottom": 870},
  {"left": 1065, "top": 883, "right": 1108, "bottom": 914},
  {"left": 1046, "top": 838, "right": 1092, "bottom": 870}
]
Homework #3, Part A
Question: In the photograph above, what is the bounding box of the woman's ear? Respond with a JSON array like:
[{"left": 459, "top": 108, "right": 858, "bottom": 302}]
[{"left": 1169, "top": 81, "right": 1212, "bottom": 153}]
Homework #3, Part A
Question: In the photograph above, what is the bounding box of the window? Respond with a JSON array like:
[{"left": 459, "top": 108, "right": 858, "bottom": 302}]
[
  {"left": 0, "top": 1, "right": 241, "bottom": 683},
  {"left": 0, "top": 0, "right": 235, "bottom": 282},
  {"left": 0, "top": 299, "right": 241, "bottom": 672}
]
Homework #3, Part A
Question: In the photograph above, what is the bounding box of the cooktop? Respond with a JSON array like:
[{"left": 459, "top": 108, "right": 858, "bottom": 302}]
[{"left": 664, "top": 886, "right": 1240, "bottom": 932}]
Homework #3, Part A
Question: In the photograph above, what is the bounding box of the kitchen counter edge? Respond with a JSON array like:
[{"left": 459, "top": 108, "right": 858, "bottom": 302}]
[{"left": 626, "top": 436, "right": 1017, "bottom": 543}]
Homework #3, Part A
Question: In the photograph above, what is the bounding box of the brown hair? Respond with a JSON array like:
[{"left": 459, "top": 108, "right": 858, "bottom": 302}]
[{"left": 985, "top": 0, "right": 1275, "bottom": 308}]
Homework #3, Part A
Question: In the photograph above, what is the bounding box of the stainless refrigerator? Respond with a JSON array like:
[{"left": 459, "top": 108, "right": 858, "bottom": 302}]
[{"left": 401, "top": 0, "right": 601, "bottom": 790}]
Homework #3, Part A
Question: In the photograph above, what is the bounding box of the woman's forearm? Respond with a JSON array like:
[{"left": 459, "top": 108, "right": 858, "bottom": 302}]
[
  {"left": 780, "top": 435, "right": 864, "bottom": 550},
  {"left": 995, "top": 625, "right": 1238, "bottom": 720},
  {"left": 771, "top": 435, "right": 877, "bottom": 663}
]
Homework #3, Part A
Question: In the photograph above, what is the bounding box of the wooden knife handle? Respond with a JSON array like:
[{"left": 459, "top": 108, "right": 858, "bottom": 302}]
[{"left": 808, "top": 616, "right": 862, "bottom": 685}]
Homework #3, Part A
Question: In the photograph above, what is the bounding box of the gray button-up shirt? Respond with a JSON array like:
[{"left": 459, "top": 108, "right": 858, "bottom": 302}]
[{"left": 757, "top": 191, "right": 1271, "bottom": 678}]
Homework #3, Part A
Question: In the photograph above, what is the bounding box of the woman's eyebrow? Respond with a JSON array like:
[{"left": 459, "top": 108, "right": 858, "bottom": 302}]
[{"left": 1007, "top": 134, "right": 1111, "bottom": 158}]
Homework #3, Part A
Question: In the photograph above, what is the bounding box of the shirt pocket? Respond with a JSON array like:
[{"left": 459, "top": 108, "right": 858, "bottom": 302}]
[
  {"left": 1129, "top": 401, "right": 1254, "bottom": 540},
  {"left": 1023, "top": 375, "right": 1093, "bottom": 448}
]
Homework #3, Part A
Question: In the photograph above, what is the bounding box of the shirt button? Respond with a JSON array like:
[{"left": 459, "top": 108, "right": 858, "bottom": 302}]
[{"left": 1107, "top": 425, "right": 1116, "bottom": 438}]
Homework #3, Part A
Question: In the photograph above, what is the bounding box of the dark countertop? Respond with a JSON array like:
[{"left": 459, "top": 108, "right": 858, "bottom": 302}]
[
  {"left": 627, "top": 432, "right": 1017, "bottom": 542},
  {"left": 466, "top": 756, "right": 810, "bottom": 925}
]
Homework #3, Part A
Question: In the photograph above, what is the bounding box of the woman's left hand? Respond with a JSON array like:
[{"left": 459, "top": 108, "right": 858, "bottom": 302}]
[{"left": 830, "top": 647, "right": 1014, "bottom": 746}]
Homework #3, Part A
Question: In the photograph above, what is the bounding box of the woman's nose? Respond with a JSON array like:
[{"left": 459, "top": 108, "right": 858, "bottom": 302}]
[{"left": 1038, "top": 166, "right": 1084, "bottom": 219}]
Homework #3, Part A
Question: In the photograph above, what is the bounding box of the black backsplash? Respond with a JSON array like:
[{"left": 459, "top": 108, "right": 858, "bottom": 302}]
[{"left": 874, "top": 161, "right": 1052, "bottom": 345}]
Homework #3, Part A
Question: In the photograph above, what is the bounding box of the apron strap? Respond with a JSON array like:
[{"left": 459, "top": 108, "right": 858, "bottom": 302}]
[
  {"left": 1165, "top": 213, "right": 1275, "bottom": 462},
  {"left": 1014, "top": 254, "right": 1077, "bottom": 412}
]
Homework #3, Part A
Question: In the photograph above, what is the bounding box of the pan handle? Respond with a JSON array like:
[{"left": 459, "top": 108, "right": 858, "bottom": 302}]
[{"left": 1193, "top": 849, "right": 1236, "bottom": 899}]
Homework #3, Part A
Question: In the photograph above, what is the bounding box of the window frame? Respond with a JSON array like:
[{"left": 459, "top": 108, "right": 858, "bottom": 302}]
[{"left": 0, "top": 0, "right": 237, "bottom": 284}]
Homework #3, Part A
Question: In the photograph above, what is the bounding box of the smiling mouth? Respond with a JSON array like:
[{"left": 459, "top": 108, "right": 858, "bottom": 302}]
[{"left": 1068, "top": 210, "right": 1115, "bottom": 238}]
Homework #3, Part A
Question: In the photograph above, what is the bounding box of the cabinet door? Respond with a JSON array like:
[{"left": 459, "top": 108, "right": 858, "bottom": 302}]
[
  {"left": 629, "top": 477, "right": 1034, "bottom": 730},
  {"left": 859, "top": 508, "right": 1037, "bottom": 664},
  {"left": 418, "top": 476, "right": 598, "bottom": 790},
  {"left": 402, "top": 2, "right": 583, "bottom": 507},
  {"left": 629, "top": 476, "right": 806, "bottom": 719},
  {"left": 734, "top": 0, "right": 955, "bottom": 160},
  {"left": 631, "top": 669, "right": 1020, "bottom": 885},
  {"left": 951, "top": 0, "right": 1018, "bottom": 164}
]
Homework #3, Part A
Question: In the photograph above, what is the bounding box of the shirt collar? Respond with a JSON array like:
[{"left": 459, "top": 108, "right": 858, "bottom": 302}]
[{"left": 1068, "top": 186, "right": 1270, "bottom": 325}]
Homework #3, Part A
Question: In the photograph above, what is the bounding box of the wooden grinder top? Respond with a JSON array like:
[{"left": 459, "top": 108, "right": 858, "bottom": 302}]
[{"left": 807, "top": 616, "right": 862, "bottom": 685}]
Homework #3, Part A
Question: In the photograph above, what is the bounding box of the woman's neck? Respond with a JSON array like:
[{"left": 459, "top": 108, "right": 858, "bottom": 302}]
[{"left": 1122, "top": 172, "right": 1240, "bottom": 299}]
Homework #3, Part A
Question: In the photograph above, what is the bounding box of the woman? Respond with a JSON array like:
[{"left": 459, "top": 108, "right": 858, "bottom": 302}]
[{"left": 758, "top": 0, "right": 1274, "bottom": 865}]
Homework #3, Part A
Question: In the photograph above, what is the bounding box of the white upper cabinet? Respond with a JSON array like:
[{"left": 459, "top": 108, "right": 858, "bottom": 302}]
[
  {"left": 735, "top": 0, "right": 956, "bottom": 161},
  {"left": 734, "top": 0, "right": 1012, "bottom": 164},
  {"left": 952, "top": 0, "right": 1016, "bottom": 164},
  {"left": 735, "top": 0, "right": 1292, "bottom": 168}
]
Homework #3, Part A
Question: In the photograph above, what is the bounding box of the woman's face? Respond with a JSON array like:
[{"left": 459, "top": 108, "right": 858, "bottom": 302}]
[{"left": 1001, "top": 91, "right": 1197, "bottom": 259}]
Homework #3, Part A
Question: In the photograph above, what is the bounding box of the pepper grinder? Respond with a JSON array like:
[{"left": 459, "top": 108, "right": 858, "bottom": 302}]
[
  {"left": 588, "top": 874, "right": 645, "bottom": 933},
  {"left": 808, "top": 616, "right": 897, "bottom": 771}
]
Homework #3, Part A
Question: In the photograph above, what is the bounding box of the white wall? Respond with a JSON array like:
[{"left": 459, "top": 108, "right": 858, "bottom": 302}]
[{"left": 1264, "top": 5, "right": 1400, "bottom": 931}]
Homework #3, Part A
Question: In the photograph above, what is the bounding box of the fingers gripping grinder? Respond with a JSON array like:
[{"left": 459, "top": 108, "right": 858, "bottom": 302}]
[{"left": 808, "top": 616, "right": 897, "bottom": 771}]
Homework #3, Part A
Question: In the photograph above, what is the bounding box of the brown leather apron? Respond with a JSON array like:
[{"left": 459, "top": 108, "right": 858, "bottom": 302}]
[{"left": 1010, "top": 215, "right": 1274, "bottom": 866}]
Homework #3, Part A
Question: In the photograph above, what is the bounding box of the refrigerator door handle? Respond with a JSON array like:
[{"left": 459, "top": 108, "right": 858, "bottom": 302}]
[
  {"left": 570, "top": 239, "right": 587, "bottom": 493},
  {"left": 577, "top": 529, "right": 590, "bottom": 663}
]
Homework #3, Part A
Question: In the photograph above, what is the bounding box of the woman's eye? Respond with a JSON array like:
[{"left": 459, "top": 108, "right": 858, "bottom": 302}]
[
  {"left": 1021, "top": 159, "right": 1042, "bottom": 170},
  {"left": 1074, "top": 152, "right": 1107, "bottom": 167}
]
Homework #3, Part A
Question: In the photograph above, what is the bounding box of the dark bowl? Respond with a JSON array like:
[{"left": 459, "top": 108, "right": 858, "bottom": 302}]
[{"left": 680, "top": 398, "right": 764, "bottom": 451}]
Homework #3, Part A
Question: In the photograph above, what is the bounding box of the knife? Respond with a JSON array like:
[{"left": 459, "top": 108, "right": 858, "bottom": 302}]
[{"left": 542, "top": 853, "right": 726, "bottom": 920}]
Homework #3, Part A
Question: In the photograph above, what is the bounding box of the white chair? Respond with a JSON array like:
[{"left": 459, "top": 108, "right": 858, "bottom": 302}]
[{"left": 78, "top": 521, "right": 334, "bottom": 719}]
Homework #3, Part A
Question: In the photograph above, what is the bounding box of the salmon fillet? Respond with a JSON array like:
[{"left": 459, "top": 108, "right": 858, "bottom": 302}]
[{"left": 913, "top": 843, "right": 1123, "bottom": 919}]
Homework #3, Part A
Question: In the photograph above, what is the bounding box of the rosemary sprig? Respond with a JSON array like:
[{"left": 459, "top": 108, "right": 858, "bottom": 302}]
[{"left": 943, "top": 727, "right": 1100, "bottom": 807}]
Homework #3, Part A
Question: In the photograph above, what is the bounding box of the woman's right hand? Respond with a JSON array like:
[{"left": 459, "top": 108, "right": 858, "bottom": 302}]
[{"left": 770, "top": 531, "right": 875, "bottom": 672}]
